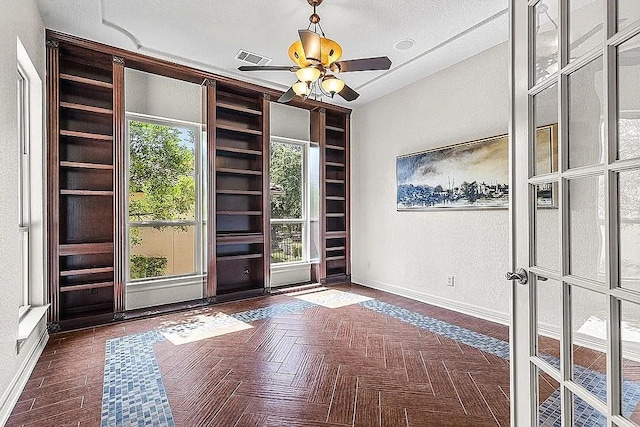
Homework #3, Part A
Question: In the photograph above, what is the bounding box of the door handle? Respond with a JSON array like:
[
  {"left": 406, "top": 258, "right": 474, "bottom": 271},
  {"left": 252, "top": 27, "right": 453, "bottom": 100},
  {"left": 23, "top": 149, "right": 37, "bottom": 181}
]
[{"left": 506, "top": 268, "right": 528, "bottom": 285}]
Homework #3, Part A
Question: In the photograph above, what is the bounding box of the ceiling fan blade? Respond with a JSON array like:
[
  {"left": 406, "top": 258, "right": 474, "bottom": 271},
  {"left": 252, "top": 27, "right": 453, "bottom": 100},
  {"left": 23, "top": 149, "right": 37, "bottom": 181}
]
[
  {"left": 278, "top": 87, "right": 296, "bottom": 103},
  {"left": 337, "top": 84, "right": 360, "bottom": 102},
  {"left": 238, "top": 65, "right": 298, "bottom": 72},
  {"left": 298, "top": 29, "right": 322, "bottom": 63},
  {"left": 335, "top": 56, "right": 392, "bottom": 72}
]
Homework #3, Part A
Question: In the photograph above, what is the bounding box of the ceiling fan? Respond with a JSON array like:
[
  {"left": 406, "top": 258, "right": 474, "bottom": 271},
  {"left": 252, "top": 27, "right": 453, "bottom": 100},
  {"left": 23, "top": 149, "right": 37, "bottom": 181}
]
[{"left": 238, "top": 0, "right": 392, "bottom": 103}]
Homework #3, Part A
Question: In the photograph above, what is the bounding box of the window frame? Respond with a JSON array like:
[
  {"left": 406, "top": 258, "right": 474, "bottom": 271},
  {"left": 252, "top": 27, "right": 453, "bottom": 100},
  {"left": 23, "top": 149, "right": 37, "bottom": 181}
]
[
  {"left": 17, "top": 64, "right": 30, "bottom": 319},
  {"left": 125, "top": 112, "right": 205, "bottom": 284},
  {"left": 270, "top": 136, "right": 310, "bottom": 265}
]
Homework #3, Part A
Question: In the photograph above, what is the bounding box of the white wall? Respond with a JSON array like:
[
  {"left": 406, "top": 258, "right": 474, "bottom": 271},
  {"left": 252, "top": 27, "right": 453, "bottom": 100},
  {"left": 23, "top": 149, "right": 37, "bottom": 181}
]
[
  {"left": 351, "top": 43, "right": 511, "bottom": 321},
  {"left": 0, "top": 0, "right": 47, "bottom": 421}
]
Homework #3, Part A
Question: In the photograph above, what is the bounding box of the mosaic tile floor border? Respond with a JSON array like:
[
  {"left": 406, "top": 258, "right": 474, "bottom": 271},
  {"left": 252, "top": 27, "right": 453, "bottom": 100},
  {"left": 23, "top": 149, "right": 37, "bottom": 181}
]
[{"left": 100, "top": 289, "right": 640, "bottom": 427}]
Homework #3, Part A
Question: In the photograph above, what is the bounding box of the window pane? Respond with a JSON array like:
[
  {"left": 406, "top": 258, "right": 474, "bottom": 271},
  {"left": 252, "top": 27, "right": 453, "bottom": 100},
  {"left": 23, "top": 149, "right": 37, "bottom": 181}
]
[
  {"left": 129, "top": 120, "right": 196, "bottom": 222},
  {"left": 619, "top": 169, "right": 640, "bottom": 292},
  {"left": 537, "top": 366, "right": 561, "bottom": 426},
  {"left": 568, "top": 175, "right": 606, "bottom": 282},
  {"left": 568, "top": 57, "right": 604, "bottom": 169},
  {"left": 270, "top": 223, "right": 303, "bottom": 264},
  {"left": 569, "top": 0, "right": 603, "bottom": 61},
  {"left": 572, "top": 393, "right": 605, "bottom": 426},
  {"left": 571, "top": 285, "right": 607, "bottom": 404},
  {"left": 129, "top": 225, "right": 196, "bottom": 280},
  {"left": 534, "top": 0, "right": 559, "bottom": 85},
  {"left": 617, "top": 33, "right": 640, "bottom": 161},
  {"left": 620, "top": 300, "right": 640, "bottom": 422},
  {"left": 534, "top": 183, "right": 559, "bottom": 271},
  {"left": 536, "top": 276, "right": 562, "bottom": 361},
  {"left": 618, "top": 0, "right": 640, "bottom": 33},
  {"left": 533, "top": 83, "right": 558, "bottom": 176},
  {"left": 270, "top": 142, "right": 303, "bottom": 219}
]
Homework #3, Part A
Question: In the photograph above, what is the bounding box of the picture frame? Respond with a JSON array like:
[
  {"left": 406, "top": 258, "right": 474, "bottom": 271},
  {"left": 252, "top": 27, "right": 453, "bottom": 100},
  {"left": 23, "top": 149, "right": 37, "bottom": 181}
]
[{"left": 396, "top": 124, "right": 558, "bottom": 210}]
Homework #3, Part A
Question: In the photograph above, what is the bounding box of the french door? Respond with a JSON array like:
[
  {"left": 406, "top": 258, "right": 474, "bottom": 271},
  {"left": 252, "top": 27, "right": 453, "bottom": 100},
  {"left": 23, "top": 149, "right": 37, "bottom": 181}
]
[{"left": 511, "top": 0, "right": 640, "bottom": 426}]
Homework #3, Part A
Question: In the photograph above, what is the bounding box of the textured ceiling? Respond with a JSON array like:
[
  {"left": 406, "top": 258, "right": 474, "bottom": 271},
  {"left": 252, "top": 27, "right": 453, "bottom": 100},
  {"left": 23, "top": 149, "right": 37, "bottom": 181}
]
[{"left": 36, "top": 0, "right": 509, "bottom": 107}]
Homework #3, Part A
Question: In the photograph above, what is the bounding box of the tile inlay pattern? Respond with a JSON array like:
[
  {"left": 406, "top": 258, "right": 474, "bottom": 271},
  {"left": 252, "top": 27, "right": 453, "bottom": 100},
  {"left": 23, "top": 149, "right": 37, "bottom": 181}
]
[
  {"left": 10, "top": 284, "right": 640, "bottom": 426},
  {"left": 100, "top": 300, "right": 316, "bottom": 426}
]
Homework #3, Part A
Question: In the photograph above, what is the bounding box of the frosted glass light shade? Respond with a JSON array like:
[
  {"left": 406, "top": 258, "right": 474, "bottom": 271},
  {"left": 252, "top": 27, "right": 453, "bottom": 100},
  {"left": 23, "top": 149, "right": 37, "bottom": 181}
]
[
  {"left": 292, "top": 81, "right": 310, "bottom": 96},
  {"left": 321, "top": 75, "right": 345, "bottom": 94},
  {"left": 295, "top": 67, "right": 321, "bottom": 83}
]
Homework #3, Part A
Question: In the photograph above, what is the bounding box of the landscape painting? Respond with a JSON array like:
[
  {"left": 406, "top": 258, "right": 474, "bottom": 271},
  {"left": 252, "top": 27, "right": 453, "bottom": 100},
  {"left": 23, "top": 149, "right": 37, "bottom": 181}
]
[{"left": 397, "top": 134, "right": 509, "bottom": 210}]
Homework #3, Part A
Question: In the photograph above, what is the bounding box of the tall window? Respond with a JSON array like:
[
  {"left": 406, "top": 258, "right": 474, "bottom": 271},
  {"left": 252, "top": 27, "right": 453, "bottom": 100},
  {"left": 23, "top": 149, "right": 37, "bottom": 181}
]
[
  {"left": 270, "top": 139, "right": 306, "bottom": 264},
  {"left": 17, "top": 65, "right": 30, "bottom": 317},
  {"left": 127, "top": 115, "right": 202, "bottom": 281}
]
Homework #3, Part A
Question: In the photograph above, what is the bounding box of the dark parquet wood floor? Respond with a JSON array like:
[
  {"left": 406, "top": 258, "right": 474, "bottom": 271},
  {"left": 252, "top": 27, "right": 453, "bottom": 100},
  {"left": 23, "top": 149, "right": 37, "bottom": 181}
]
[{"left": 8, "top": 283, "right": 516, "bottom": 426}]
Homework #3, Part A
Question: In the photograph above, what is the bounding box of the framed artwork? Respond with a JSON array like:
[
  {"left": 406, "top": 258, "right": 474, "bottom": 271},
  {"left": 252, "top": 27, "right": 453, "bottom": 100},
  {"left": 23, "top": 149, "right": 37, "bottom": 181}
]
[{"left": 396, "top": 124, "right": 558, "bottom": 210}]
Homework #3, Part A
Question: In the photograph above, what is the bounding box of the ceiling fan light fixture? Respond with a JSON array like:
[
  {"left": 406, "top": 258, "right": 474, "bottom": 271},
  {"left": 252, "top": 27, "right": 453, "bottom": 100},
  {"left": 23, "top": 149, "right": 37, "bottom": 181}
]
[
  {"left": 295, "top": 66, "right": 322, "bottom": 83},
  {"left": 293, "top": 81, "right": 311, "bottom": 96},
  {"left": 321, "top": 75, "right": 345, "bottom": 95}
]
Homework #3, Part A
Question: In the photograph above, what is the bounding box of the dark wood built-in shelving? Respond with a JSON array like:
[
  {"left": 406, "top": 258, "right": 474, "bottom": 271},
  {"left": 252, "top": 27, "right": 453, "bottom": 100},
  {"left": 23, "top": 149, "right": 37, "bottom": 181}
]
[{"left": 46, "top": 30, "right": 351, "bottom": 331}]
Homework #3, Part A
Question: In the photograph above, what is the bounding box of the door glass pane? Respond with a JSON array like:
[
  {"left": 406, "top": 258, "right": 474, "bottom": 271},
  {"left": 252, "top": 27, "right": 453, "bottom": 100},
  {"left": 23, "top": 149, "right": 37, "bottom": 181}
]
[
  {"left": 535, "top": 184, "right": 560, "bottom": 271},
  {"left": 569, "top": 0, "right": 603, "bottom": 61},
  {"left": 618, "top": 0, "right": 640, "bottom": 33},
  {"left": 533, "top": 83, "right": 559, "bottom": 176},
  {"left": 129, "top": 225, "right": 196, "bottom": 280},
  {"left": 537, "top": 366, "right": 561, "bottom": 426},
  {"left": 270, "top": 141, "right": 303, "bottom": 220},
  {"left": 568, "top": 57, "right": 605, "bottom": 169},
  {"left": 573, "top": 393, "right": 606, "bottom": 426},
  {"left": 619, "top": 169, "right": 640, "bottom": 292},
  {"left": 536, "top": 276, "right": 562, "bottom": 361},
  {"left": 620, "top": 300, "right": 640, "bottom": 422},
  {"left": 617, "top": 33, "right": 640, "bottom": 161},
  {"left": 568, "top": 175, "right": 606, "bottom": 282},
  {"left": 534, "top": 0, "right": 560, "bottom": 85},
  {"left": 571, "top": 285, "right": 607, "bottom": 403}
]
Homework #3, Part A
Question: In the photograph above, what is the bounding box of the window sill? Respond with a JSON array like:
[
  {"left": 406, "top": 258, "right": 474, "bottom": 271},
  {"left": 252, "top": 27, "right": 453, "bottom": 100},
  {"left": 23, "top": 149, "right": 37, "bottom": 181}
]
[{"left": 18, "top": 305, "right": 49, "bottom": 352}]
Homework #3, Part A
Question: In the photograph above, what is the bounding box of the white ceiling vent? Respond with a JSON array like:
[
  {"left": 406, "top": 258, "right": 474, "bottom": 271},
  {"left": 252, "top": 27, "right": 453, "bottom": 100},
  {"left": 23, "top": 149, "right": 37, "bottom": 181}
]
[{"left": 235, "top": 49, "right": 272, "bottom": 66}]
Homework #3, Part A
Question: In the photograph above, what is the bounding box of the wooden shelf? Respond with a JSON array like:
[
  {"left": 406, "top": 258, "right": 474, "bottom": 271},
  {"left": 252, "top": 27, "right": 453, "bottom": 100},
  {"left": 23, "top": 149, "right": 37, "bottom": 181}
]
[
  {"left": 60, "top": 189, "right": 114, "bottom": 196},
  {"left": 326, "top": 179, "right": 345, "bottom": 184},
  {"left": 216, "top": 123, "right": 262, "bottom": 136},
  {"left": 217, "top": 233, "right": 264, "bottom": 244},
  {"left": 60, "top": 281, "right": 113, "bottom": 293},
  {"left": 326, "top": 125, "right": 345, "bottom": 133},
  {"left": 60, "top": 101, "right": 113, "bottom": 115},
  {"left": 60, "top": 161, "right": 113, "bottom": 170},
  {"left": 216, "top": 281, "right": 264, "bottom": 294},
  {"left": 326, "top": 144, "right": 345, "bottom": 151},
  {"left": 326, "top": 246, "right": 346, "bottom": 252},
  {"left": 326, "top": 231, "right": 347, "bottom": 238},
  {"left": 60, "top": 130, "right": 113, "bottom": 141},
  {"left": 217, "top": 210, "right": 262, "bottom": 216},
  {"left": 217, "top": 167, "right": 262, "bottom": 176},
  {"left": 216, "top": 146, "right": 262, "bottom": 156},
  {"left": 216, "top": 189, "right": 262, "bottom": 196},
  {"left": 326, "top": 162, "right": 345, "bottom": 168},
  {"left": 59, "top": 73, "right": 113, "bottom": 89},
  {"left": 326, "top": 213, "right": 345, "bottom": 218},
  {"left": 216, "top": 253, "right": 263, "bottom": 262},
  {"left": 326, "top": 255, "right": 346, "bottom": 261},
  {"left": 61, "top": 302, "right": 113, "bottom": 318},
  {"left": 60, "top": 266, "right": 114, "bottom": 277},
  {"left": 59, "top": 242, "right": 113, "bottom": 256},
  {"left": 326, "top": 196, "right": 345, "bottom": 201},
  {"left": 217, "top": 101, "right": 262, "bottom": 116}
]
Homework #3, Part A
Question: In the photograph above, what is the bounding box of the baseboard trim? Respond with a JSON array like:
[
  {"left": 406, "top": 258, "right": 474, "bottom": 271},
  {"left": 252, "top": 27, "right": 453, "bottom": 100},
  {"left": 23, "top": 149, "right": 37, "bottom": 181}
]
[
  {"left": 0, "top": 326, "right": 48, "bottom": 426},
  {"left": 351, "top": 276, "right": 510, "bottom": 326}
]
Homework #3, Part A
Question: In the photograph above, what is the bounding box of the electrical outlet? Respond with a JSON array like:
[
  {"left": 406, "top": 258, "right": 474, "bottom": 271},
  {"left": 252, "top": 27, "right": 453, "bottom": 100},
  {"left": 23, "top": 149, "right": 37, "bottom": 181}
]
[
  {"left": 447, "top": 276, "right": 455, "bottom": 287},
  {"left": 244, "top": 266, "right": 250, "bottom": 275},
  {"left": 366, "top": 261, "right": 371, "bottom": 270}
]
